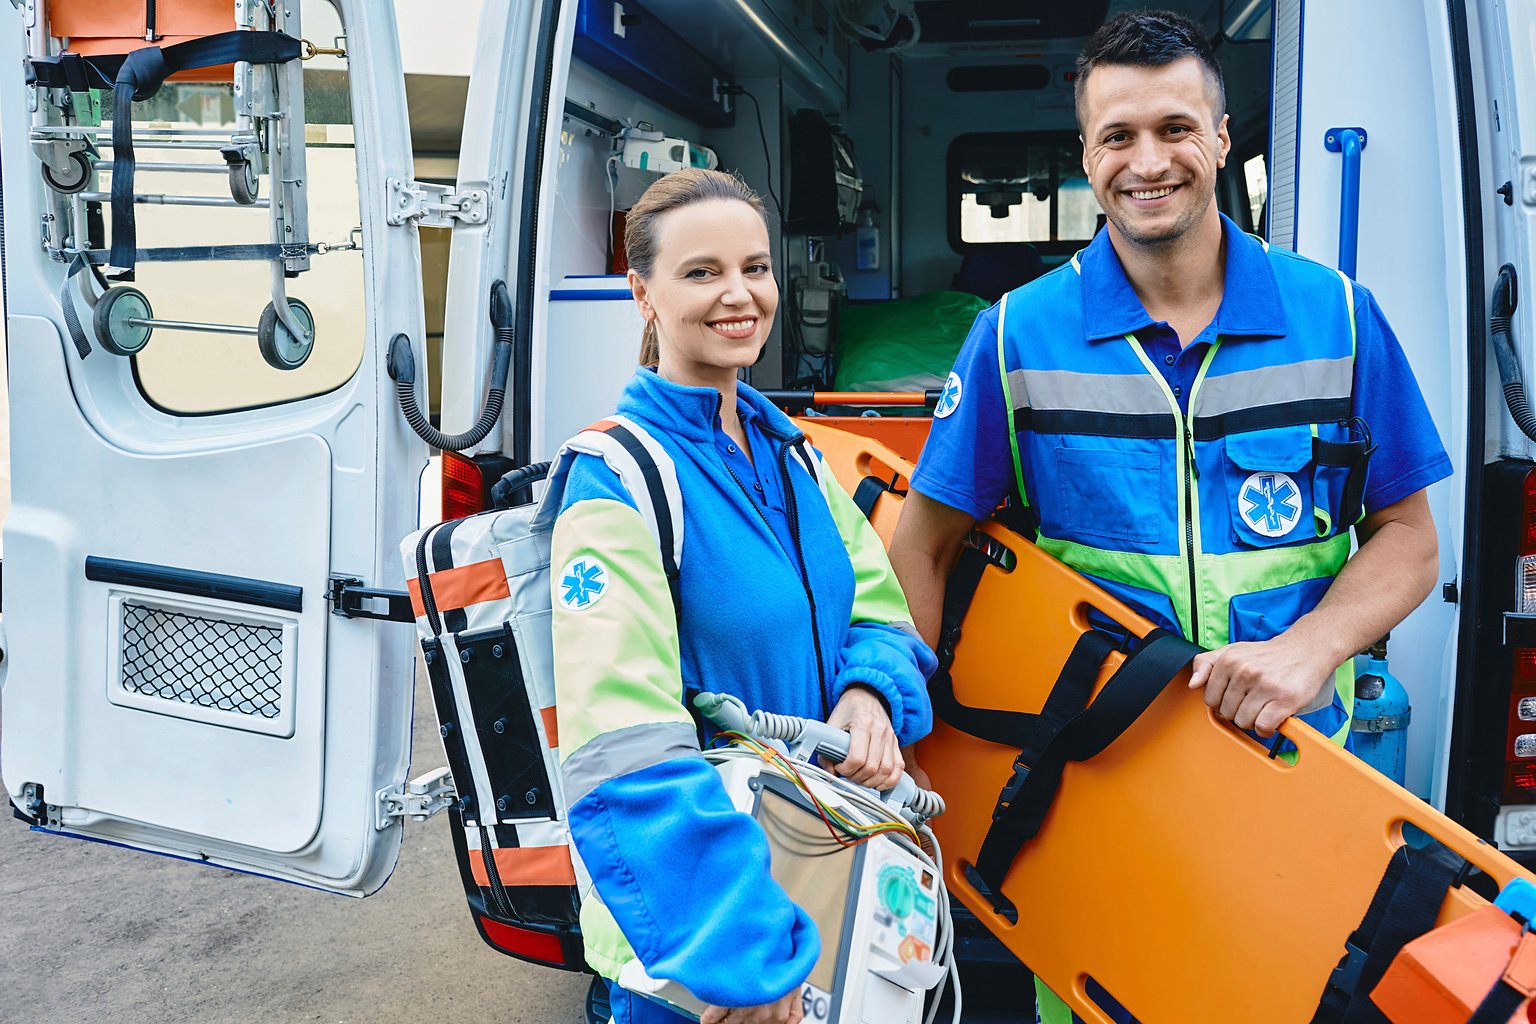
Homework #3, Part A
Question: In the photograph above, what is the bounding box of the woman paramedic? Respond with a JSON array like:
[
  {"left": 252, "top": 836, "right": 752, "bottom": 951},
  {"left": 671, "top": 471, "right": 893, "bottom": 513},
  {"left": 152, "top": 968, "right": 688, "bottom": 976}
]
[{"left": 548, "top": 167, "right": 937, "bottom": 1024}]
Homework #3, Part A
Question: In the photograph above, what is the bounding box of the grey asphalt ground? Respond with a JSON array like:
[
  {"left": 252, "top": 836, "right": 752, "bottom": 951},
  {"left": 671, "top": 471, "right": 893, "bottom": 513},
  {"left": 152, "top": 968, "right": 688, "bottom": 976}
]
[{"left": 0, "top": 662, "right": 591, "bottom": 1024}]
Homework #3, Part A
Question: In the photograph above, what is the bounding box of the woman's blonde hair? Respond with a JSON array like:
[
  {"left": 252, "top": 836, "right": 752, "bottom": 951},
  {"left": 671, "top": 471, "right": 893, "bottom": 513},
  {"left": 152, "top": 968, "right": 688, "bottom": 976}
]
[{"left": 624, "top": 168, "right": 771, "bottom": 365}]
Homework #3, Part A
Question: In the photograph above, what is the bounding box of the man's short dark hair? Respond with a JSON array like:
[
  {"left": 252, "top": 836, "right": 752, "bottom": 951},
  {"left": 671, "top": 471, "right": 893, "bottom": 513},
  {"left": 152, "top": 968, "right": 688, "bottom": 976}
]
[{"left": 1074, "top": 10, "right": 1226, "bottom": 128}]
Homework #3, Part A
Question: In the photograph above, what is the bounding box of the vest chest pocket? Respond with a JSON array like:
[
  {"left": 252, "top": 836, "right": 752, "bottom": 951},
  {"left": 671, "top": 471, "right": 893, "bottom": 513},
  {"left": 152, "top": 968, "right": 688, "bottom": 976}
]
[
  {"left": 1223, "top": 425, "right": 1317, "bottom": 548},
  {"left": 1051, "top": 445, "right": 1163, "bottom": 544},
  {"left": 1311, "top": 419, "right": 1374, "bottom": 538}
]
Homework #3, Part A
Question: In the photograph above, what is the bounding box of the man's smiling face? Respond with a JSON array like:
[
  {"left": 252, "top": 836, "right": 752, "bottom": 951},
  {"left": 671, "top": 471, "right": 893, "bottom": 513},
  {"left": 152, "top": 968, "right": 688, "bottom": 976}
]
[{"left": 1079, "top": 56, "right": 1231, "bottom": 250}]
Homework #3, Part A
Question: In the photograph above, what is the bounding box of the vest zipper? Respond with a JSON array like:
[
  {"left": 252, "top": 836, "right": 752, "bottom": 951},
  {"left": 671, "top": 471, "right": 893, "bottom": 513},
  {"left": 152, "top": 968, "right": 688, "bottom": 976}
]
[
  {"left": 713, "top": 396, "right": 831, "bottom": 718},
  {"left": 1126, "top": 335, "right": 1221, "bottom": 646}
]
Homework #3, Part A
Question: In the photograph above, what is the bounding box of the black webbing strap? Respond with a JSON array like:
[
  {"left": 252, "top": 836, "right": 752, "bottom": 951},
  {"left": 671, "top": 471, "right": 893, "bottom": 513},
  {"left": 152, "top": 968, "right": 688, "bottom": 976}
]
[
  {"left": 58, "top": 252, "right": 102, "bottom": 358},
  {"left": 27, "top": 33, "right": 304, "bottom": 278},
  {"left": 1310, "top": 843, "right": 1466, "bottom": 1024},
  {"left": 935, "top": 544, "right": 990, "bottom": 671},
  {"left": 973, "top": 628, "right": 1200, "bottom": 892},
  {"left": 1467, "top": 967, "right": 1531, "bottom": 1024},
  {"left": 852, "top": 475, "right": 893, "bottom": 520},
  {"left": 599, "top": 421, "right": 682, "bottom": 614}
]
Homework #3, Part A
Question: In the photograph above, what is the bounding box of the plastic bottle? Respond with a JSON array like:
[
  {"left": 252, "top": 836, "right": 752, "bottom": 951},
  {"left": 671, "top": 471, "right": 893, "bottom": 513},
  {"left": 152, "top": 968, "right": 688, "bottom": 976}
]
[{"left": 856, "top": 204, "right": 880, "bottom": 271}]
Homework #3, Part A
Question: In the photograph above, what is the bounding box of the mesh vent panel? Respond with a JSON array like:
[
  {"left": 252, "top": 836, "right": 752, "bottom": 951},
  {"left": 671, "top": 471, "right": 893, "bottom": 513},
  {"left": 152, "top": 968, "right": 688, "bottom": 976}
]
[{"left": 120, "top": 603, "right": 284, "bottom": 718}]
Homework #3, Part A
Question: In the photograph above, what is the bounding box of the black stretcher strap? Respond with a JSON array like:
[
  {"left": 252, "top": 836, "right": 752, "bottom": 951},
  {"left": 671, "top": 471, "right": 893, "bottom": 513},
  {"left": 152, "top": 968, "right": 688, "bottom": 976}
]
[
  {"left": 973, "top": 628, "right": 1200, "bottom": 893},
  {"left": 30, "top": 32, "right": 304, "bottom": 280},
  {"left": 852, "top": 475, "right": 894, "bottom": 520},
  {"left": 1310, "top": 843, "right": 1467, "bottom": 1024},
  {"left": 1467, "top": 968, "right": 1531, "bottom": 1024}
]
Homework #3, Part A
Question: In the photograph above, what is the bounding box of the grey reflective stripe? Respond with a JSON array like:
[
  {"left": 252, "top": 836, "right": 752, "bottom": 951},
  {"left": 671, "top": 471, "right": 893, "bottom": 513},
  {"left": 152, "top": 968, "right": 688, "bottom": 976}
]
[
  {"left": 560, "top": 720, "right": 702, "bottom": 805},
  {"left": 1193, "top": 356, "right": 1353, "bottom": 420},
  {"left": 1007, "top": 367, "right": 1169, "bottom": 416}
]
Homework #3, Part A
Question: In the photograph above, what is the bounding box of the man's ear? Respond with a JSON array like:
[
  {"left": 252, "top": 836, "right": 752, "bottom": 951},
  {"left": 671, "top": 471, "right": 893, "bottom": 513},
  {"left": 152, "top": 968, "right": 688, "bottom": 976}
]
[{"left": 1215, "top": 113, "right": 1232, "bottom": 169}]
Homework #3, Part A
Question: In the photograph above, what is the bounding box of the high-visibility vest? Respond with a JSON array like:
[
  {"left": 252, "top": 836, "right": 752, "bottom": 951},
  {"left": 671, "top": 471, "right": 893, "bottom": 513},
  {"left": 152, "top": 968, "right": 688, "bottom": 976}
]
[{"left": 996, "top": 240, "right": 1373, "bottom": 742}]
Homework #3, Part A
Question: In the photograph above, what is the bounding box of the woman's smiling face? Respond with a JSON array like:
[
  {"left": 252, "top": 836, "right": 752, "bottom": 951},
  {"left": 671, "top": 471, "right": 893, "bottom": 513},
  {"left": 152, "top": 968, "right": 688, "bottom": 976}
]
[{"left": 629, "top": 197, "right": 778, "bottom": 387}]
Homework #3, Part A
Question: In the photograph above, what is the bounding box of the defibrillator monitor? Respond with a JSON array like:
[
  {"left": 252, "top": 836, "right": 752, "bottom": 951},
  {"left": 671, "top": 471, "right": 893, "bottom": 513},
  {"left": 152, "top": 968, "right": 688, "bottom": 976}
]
[{"left": 617, "top": 758, "right": 947, "bottom": 1024}]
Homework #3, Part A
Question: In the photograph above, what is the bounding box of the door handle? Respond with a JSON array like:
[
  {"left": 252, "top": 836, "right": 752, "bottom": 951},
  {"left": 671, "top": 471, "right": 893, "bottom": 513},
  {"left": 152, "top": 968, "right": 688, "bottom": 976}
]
[{"left": 1325, "top": 127, "right": 1369, "bottom": 278}]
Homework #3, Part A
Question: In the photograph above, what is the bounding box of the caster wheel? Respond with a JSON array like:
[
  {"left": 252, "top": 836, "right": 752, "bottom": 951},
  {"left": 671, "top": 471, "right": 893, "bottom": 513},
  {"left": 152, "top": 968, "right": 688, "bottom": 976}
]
[
  {"left": 258, "top": 298, "right": 315, "bottom": 370},
  {"left": 42, "top": 150, "right": 92, "bottom": 195},
  {"left": 93, "top": 286, "right": 154, "bottom": 356},
  {"left": 228, "top": 158, "right": 259, "bottom": 205}
]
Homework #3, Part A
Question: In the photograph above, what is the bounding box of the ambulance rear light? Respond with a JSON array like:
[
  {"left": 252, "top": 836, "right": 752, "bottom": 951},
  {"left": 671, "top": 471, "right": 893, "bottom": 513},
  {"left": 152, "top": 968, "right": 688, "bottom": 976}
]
[
  {"left": 1502, "top": 469, "right": 1536, "bottom": 806},
  {"left": 440, "top": 450, "right": 514, "bottom": 522},
  {"left": 474, "top": 915, "right": 578, "bottom": 969}
]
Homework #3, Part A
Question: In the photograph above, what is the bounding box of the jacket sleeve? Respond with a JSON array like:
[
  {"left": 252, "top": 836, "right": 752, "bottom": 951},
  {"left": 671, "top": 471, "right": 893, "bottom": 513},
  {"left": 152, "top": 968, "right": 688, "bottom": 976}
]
[
  {"left": 812, "top": 454, "right": 937, "bottom": 747},
  {"left": 551, "top": 455, "right": 819, "bottom": 1006}
]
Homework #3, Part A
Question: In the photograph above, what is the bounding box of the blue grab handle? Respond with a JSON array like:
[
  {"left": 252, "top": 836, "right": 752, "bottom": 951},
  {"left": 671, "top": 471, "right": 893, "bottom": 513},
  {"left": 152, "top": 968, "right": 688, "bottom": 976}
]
[{"left": 1325, "top": 127, "right": 1368, "bottom": 278}]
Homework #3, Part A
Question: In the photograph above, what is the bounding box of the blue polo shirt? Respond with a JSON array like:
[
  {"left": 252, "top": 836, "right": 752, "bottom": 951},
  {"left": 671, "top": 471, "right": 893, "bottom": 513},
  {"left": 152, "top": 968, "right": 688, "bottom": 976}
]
[{"left": 912, "top": 214, "right": 1452, "bottom": 522}]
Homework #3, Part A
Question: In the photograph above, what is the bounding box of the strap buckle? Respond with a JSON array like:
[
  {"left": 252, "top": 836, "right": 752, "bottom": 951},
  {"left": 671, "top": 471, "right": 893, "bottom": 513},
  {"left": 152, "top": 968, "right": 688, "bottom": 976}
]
[
  {"left": 1327, "top": 940, "right": 1368, "bottom": 996},
  {"left": 993, "top": 750, "right": 1032, "bottom": 820}
]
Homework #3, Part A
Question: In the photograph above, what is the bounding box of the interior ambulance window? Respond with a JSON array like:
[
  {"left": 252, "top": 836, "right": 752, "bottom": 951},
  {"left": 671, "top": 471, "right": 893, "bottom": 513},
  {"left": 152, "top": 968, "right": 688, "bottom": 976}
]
[
  {"left": 127, "top": 0, "right": 365, "bottom": 415},
  {"left": 950, "top": 133, "right": 1103, "bottom": 253},
  {"left": 1243, "top": 153, "right": 1268, "bottom": 235}
]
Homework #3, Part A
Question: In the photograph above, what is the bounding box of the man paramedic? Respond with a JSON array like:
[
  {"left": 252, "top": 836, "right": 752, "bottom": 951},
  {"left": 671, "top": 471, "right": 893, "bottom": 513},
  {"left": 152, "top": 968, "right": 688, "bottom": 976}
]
[{"left": 889, "top": 11, "right": 1451, "bottom": 1023}]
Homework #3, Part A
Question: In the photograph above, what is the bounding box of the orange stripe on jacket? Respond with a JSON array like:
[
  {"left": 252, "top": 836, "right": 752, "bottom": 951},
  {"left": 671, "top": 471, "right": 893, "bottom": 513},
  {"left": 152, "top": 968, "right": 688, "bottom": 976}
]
[
  {"left": 540, "top": 706, "right": 559, "bottom": 748},
  {"left": 469, "top": 845, "right": 576, "bottom": 888},
  {"left": 407, "top": 558, "right": 509, "bottom": 616}
]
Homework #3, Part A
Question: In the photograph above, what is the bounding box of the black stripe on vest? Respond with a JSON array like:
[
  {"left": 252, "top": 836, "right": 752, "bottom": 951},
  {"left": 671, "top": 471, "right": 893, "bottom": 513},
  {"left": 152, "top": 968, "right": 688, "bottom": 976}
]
[
  {"left": 1191, "top": 398, "right": 1352, "bottom": 441},
  {"left": 1014, "top": 407, "right": 1178, "bottom": 439},
  {"left": 599, "top": 423, "right": 680, "bottom": 583}
]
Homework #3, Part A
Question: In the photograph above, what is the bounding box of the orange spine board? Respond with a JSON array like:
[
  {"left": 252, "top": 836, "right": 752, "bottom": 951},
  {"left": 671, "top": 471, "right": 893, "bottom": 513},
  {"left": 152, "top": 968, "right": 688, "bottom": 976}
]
[{"left": 800, "top": 419, "right": 1536, "bottom": 1024}]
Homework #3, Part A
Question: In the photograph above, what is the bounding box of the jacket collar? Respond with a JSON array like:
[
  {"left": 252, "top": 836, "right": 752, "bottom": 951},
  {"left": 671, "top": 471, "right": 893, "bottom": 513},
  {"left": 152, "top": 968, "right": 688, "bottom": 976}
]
[
  {"left": 1077, "top": 212, "right": 1288, "bottom": 342},
  {"left": 617, "top": 367, "right": 804, "bottom": 445}
]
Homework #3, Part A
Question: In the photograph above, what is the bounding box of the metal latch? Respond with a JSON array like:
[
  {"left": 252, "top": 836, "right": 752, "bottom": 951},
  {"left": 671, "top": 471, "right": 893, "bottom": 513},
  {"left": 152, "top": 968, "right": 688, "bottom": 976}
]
[
  {"left": 385, "top": 178, "right": 490, "bottom": 228},
  {"left": 375, "top": 767, "right": 457, "bottom": 831},
  {"left": 328, "top": 576, "right": 415, "bottom": 622}
]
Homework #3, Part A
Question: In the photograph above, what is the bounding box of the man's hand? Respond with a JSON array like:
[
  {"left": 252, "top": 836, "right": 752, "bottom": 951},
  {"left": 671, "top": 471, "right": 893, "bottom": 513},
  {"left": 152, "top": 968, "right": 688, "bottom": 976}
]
[
  {"left": 1189, "top": 636, "right": 1338, "bottom": 737},
  {"left": 825, "top": 685, "right": 904, "bottom": 790},
  {"left": 700, "top": 988, "right": 805, "bottom": 1024}
]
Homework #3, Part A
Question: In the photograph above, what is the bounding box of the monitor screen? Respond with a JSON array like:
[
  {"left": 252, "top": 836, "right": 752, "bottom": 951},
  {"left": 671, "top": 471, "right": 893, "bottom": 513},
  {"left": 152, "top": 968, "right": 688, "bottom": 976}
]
[{"left": 755, "top": 785, "right": 860, "bottom": 994}]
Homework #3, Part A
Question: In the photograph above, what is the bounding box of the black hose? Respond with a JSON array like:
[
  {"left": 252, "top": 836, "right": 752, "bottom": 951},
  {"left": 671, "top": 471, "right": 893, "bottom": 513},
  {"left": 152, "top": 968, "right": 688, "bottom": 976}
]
[
  {"left": 1491, "top": 264, "right": 1536, "bottom": 444},
  {"left": 390, "top": 280, "right": 515, "bottom": 452}
]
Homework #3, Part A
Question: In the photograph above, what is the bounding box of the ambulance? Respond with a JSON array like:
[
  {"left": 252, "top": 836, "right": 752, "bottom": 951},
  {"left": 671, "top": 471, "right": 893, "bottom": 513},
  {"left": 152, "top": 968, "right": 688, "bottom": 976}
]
[{"left": 1, "top": 1, "right": 1533, "bottom": 1021}]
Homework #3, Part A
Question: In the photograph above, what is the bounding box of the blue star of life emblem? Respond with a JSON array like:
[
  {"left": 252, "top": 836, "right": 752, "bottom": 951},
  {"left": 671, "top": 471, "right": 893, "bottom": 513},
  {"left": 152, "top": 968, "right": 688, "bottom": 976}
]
[
  {"left": 934, "top": 371, "right": 963, "bottom": 419},
  {"left": 559, "top": 557, "right": 608, "bottom": 610},
  {"left": 1239, "top": 471, "right": 1302, "bottom": 538}
]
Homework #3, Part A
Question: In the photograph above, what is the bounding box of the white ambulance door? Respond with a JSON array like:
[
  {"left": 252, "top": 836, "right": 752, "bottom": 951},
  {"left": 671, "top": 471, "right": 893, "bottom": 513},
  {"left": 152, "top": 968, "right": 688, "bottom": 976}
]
[
  {"left": 0, "top": 0, "right": 429, "bottom": 894},
  {"left": 1269, "top": 0, "right": 1468, "bottom": 801}
]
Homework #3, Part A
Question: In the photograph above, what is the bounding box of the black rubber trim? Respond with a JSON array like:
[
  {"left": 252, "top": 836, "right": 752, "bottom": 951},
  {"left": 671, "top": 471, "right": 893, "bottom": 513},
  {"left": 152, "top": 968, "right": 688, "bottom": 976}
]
[
  {"left": 1013, "top": 407, "right": 1177, "bottom": 439},
  {"left": 1444, "top": 0, "right": 1492, "bottom": 830},
  {"left": 85, "top": 556, "right": 302, "bottom": 612},
  {"left": 1191, "top": 398, "right": 1352, "bottom": 440}
]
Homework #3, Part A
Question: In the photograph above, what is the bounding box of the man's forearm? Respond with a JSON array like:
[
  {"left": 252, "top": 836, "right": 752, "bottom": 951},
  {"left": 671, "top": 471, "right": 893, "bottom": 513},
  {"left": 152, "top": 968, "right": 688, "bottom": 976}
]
[
  {"left": 888, "top": 540, "right": 952, "bottom": 650},
  {"left": 888, "top": 493, "right": 976, "bottom": 649}
]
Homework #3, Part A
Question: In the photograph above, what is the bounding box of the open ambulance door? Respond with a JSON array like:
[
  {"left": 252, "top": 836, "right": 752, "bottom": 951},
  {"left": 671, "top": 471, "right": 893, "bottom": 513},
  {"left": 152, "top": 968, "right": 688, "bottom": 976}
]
[
  {"left": 1268, "top": 0, "right": 1470, "bottom": 802},
  {"left": 0, "top": 0, "right": 431, "bottom": 895}
]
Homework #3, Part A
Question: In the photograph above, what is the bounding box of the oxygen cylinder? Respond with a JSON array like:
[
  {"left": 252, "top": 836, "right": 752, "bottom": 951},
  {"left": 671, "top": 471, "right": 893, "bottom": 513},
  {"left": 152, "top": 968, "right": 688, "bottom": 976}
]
[{"left": 1352, "top": 635, "right": 1411, "bottom": 786}]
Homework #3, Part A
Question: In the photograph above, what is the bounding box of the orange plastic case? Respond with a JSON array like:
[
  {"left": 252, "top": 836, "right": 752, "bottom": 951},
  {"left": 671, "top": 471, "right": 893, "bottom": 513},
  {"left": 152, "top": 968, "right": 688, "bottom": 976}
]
[
  {"left": 797, "top": 419, "right": 1536, "bottom": 1024},
  {"left": 1371, "top": 907, "right": 1536, "bottom": 1023},
  {"left": 47, "top": 0, "right": 236, "bottom": 79}
]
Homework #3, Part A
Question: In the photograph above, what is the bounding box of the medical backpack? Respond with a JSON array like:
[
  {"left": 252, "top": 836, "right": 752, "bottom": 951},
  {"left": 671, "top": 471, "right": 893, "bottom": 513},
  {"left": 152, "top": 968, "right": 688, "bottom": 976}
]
[{"left": 400, "top": 417, "right": 683, "bottom": 970}]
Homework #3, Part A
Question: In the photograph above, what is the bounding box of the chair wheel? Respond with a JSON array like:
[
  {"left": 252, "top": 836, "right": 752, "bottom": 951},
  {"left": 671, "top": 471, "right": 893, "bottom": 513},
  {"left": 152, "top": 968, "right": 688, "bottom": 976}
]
[
  {"left": 257, "top": 298, "right": 315, "bottom": 370},
  {"left": 93, "top": 286, "right": 154, "bottom": 356},
  {"left": 228, "top": 158, "right": 259, "bottom": 205},
  {"left": 42, "top": 150, "right": 92, "bottom": 194}
]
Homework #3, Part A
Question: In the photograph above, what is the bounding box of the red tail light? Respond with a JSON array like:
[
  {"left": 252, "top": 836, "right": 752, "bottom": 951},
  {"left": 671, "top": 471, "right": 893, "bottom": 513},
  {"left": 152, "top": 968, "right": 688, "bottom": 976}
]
[
  {"left": 441, "top": 451, "right": 486, "bottom": 522},
  {"left": 475, "top": 915, "right": 572, "bottom": 967},
  {"left": 1503, "top": 470, "right": 1536, "bottom": 804}
]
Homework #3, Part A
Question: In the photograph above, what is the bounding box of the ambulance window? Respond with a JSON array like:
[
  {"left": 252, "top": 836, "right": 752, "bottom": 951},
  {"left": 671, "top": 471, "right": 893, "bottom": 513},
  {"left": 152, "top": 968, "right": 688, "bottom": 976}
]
[
  {"left": 950, "top": 133, "right": 1103, "bottom": 253},
  {"left": 127, "top": 0, "right": 366, "bottom": 415},
  {"left": 1242, "top": 154, "right": 1268, "bottom": 235}
]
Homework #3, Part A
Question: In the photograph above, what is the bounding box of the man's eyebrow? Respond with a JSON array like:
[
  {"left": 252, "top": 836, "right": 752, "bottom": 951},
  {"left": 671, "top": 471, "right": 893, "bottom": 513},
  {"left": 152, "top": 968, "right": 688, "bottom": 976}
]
[{"left": 1098, "top": 112, "right": 1202, "bottom": 132}]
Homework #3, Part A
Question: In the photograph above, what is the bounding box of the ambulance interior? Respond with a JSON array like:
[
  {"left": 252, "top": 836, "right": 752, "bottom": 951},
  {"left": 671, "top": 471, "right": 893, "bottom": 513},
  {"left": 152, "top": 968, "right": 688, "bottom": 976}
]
[{"left": 533, "top": 0, "right": 1277, "bottom": 460}]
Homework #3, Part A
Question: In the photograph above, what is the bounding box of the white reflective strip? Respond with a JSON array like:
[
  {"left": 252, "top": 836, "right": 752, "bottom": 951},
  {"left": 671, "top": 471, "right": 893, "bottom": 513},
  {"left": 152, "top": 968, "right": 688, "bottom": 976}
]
[{"left": 1009, "top": 367, "right": 1170, "bottom": 416}]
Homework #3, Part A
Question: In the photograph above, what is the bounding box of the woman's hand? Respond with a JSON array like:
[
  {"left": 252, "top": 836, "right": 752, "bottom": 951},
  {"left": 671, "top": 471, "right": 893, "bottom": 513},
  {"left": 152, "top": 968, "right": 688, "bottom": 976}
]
[
  {"left": 700, "top": 988, "right": 805, "bottom": 1024},
  {"left": 824, "top": 685, "right": 904, "bottom": 790}
]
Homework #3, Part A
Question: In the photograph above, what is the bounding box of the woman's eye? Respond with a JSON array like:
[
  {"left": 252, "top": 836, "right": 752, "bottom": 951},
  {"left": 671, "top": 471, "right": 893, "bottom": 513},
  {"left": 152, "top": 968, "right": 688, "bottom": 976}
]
[{"left": 685, "top": 267, "right": 712, "bottom": 280}]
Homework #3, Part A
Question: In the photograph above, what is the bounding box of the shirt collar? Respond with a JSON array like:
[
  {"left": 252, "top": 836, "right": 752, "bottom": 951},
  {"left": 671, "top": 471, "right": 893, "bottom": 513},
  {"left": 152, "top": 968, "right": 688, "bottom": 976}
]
[
  {"left": 618, "top": 367, "right": 804, "bottom": 444},
  {"left": 1077, "top": 212, "right": 1288, "bottom": 342}
]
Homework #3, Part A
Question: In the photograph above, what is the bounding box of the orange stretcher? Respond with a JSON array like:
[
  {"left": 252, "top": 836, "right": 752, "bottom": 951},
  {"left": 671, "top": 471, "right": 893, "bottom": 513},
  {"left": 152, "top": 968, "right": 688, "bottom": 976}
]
[
  {"left": 48, "top": 0, "right": 237, "bottom": 79},
  {"left": 797, "top": 419, "right": 1536, "bottom": 1024}
]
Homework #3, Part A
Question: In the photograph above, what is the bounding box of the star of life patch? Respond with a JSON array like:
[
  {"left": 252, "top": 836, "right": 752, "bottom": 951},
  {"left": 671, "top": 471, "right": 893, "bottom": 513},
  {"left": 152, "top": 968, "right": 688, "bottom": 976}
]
[
  {"left": 1238, "top": 471, "right": 1303, "bottom": 538},
  {"left": 934, "top": 371, "right": 963, "bottom": 419},
  {"left": 559, "top": 556, "right": 609, "bottom": 610}
]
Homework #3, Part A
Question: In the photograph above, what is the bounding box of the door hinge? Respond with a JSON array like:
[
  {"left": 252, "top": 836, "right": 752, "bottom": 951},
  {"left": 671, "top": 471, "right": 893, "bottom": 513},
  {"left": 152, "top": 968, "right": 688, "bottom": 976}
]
[
  {"left": 375, "top": 767, "right": 457, "bottom": 830},
  {"left": 385, "top": 178, "right": 490, "bottom": 228},
  {"left": 328, "top": 576, "right": 415, "bottom": 622}
]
